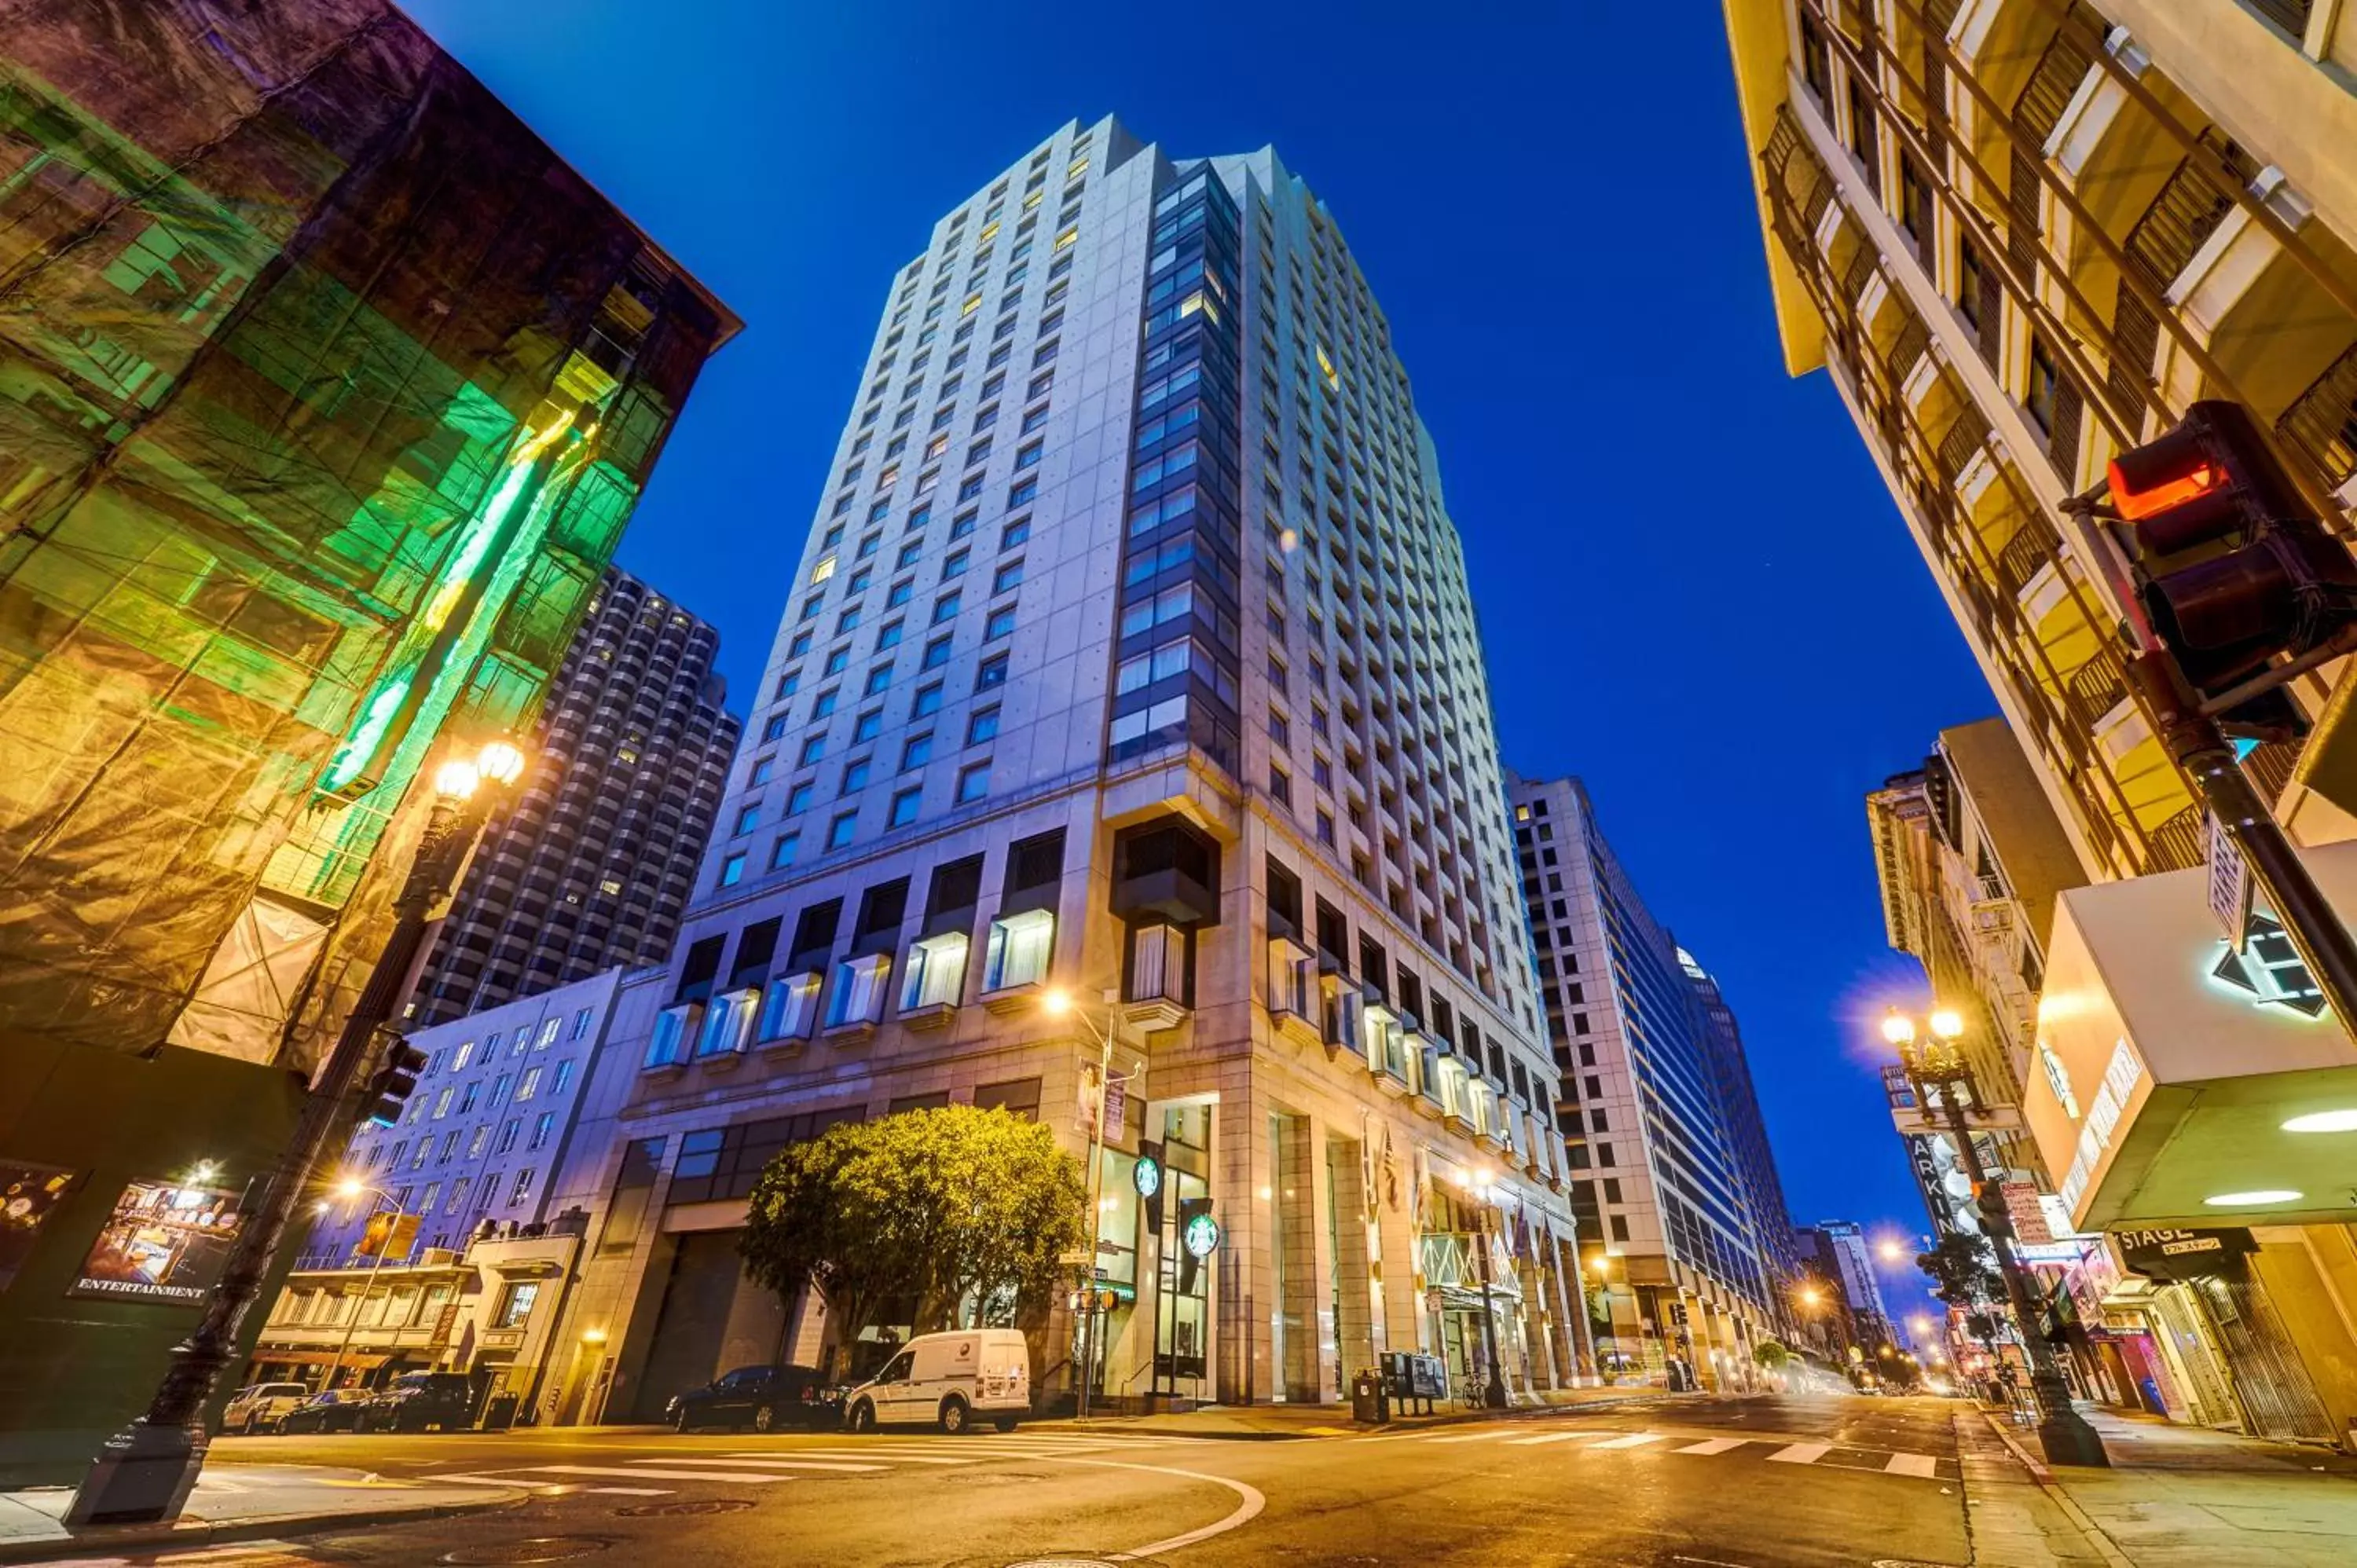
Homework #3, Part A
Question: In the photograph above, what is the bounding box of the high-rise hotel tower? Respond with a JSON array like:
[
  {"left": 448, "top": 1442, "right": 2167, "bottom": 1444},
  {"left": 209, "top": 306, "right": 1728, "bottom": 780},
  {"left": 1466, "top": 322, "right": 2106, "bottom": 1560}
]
[{"left": 549, "top": 117, "right": 1585, "bottom": 1416}]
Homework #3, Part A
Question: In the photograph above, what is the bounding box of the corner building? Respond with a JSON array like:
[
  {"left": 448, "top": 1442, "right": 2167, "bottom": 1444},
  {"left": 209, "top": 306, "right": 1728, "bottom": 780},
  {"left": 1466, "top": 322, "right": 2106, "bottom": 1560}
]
[
  {"left": 1726, "top": 0, "right": 2357, "bottom": 1440},
  {"left": 553, "top": 117, "right": 1582, "bottom": 1418}
]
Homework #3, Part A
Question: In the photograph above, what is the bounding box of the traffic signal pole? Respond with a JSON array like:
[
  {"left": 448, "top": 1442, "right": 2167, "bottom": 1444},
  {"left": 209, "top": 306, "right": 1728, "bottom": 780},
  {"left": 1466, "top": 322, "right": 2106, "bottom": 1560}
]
[{"left": 2126, "top": 651, "right": 2357, "bottom": 1040}]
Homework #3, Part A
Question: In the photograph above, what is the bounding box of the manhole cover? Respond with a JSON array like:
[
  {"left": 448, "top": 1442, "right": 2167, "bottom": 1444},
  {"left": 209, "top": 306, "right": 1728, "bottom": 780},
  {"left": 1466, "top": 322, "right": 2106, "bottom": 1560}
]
[
  {"left": 441, "top": 1539, "right": 614, "bottom": 1565},
  {"left": 614, "top": 1499, "right": 755, "bottom": 1518}
]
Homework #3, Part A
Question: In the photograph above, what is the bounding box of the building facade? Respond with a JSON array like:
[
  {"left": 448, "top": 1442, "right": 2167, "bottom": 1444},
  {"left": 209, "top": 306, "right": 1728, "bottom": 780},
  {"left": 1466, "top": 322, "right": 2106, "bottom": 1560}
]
[
  {"left": 1508, "top": 775, "right": 1795, "bottom": 1388},
  {"left": 0, "top": 0, "right": 731, "bottom": 1483},
  {"left": 410, "top": 572, "right": 739, "bottom": 1026},
  {"left": 1684, "top": 949, "right": 1812, "bottom": 1347},
  {"left": 1726, "top": 0, "right": 2357, "bottom": 1442},
  {"left": 244, "top": 968, "right": 643, "bottom": 1412},
  {"left": 533, "top": 116, "right": 1585, "bottom": 1423}
]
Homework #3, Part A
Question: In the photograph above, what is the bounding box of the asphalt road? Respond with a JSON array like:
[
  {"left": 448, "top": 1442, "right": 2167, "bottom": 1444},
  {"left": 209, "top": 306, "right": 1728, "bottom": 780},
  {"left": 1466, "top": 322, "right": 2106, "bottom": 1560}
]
[{"left": 128, "top": 1394, "right": 1974, "bottom": 1568}]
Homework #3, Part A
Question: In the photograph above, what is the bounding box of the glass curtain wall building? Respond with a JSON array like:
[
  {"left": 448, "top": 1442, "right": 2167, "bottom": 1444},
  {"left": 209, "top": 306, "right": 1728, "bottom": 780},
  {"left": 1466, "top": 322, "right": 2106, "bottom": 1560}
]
[
  {"left": 541, "top": 116, "right": 1585, "bottom": 1420},
  {"left": 1509, "top": 774, "right": 1794, "bottom": 1388}
]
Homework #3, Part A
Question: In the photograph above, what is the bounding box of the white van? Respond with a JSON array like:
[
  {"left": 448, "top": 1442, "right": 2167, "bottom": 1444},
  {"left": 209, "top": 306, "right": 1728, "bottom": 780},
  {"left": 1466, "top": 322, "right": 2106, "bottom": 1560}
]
[{"left": 843, "top": 1328, "right": 1029, "bottom": 1434}]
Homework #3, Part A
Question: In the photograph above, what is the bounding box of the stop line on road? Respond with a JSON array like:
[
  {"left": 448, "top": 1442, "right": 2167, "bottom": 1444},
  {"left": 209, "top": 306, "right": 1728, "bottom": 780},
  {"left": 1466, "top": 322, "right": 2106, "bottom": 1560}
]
[{"left": 1361, "top": 1423, "right": 1958, "bottom": 1480}]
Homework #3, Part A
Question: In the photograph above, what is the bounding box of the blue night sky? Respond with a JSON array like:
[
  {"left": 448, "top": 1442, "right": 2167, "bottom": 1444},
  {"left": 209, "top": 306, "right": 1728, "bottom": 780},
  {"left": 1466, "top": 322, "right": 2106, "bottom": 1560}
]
[{"left": 401, "top": 0, "right": 1992, "bottom": 1328}]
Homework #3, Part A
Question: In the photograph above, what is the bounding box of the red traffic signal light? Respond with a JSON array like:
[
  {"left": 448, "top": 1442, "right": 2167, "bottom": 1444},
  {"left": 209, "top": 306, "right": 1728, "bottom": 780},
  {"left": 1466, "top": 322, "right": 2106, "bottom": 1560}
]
[{"left": 2106, "top": 401, "right": 2357, "bottom": 738}]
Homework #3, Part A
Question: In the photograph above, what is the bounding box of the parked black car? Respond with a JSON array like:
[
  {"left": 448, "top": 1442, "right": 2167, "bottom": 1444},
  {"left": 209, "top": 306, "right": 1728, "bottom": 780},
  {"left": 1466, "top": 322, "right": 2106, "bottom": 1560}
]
[
  {"left": 357, "top": 1372, "right": 475, "bottom": 1433},
  {"left": 276, "top": 1389, "right": 368, "bottom": 1434},
  {"left": 666, "top": 1365, "right": 841, "bottom": 1433}
]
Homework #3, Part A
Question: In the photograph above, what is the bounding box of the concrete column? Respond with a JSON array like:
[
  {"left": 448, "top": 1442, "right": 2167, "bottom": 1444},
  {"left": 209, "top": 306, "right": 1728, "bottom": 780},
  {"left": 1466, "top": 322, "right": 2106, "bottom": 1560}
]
[
  {"left": 1327, "top": 1130, "right": 1379, "bottom": 1383},
  {"left": 1271, "top": 1109, "right": 1323, "bottom": 1401}
]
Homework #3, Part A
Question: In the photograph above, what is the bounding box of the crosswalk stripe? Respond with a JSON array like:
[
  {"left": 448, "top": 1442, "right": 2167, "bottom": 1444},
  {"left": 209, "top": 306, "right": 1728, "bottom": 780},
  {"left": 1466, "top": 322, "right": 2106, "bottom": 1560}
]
[
  {"left": 531, "top": 1464, "right": 792, "bottom": 1484},
  {"left": 1767, "top": 1443, "right": 1831, "bottom": 1465},
  {"left": 1674, "top": 1438, "right": 1748, "bottom": 1456},
  {"left": 631, "top": 1456, "right": 884, "bottom": 1473},
  {"left": 1429, "top": 1428, "right": 1519, "bottom": 1443},
  {"left": 1588, "top": 1432, "right": 1668, "bottom": 1450},
  {"left": 1505, "top": 1431, "right": 1610, "bottom": 1446},
  {"left": 723, "top": 1449, "right": 976, "bottom": 1465},
  {"left": 1883, "top": 1452, "right": 1938, "bottom": 1478}
]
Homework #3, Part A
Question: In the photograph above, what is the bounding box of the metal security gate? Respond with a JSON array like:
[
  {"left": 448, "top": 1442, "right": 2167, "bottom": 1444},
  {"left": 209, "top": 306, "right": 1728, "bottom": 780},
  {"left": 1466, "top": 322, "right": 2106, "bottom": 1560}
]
[{"left": 2198, "top": 1269, "right": 2336, "bottom": 1442}]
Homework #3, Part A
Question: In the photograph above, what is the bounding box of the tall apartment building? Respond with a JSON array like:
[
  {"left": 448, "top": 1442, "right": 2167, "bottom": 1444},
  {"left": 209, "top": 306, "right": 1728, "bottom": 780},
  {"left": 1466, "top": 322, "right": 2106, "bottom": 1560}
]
[
  {"left": 1807, "top": 1220, "right": 1897, "bottom": 1350},
  {"left": 1508, "top": 775, "right": 1791, "bottom": 1387},
  {"left": 0, "top": 0, "right": 731, "bottom": 1483},
  {"left": 1726, "top": 0, "right": 2357, "bottom": 1439},
  {"left": 411, "top": 571, "right": 739, "bottom": 1026},
  {"left": 537, "top": 116, "right": 1585, "bottom": 1420}
]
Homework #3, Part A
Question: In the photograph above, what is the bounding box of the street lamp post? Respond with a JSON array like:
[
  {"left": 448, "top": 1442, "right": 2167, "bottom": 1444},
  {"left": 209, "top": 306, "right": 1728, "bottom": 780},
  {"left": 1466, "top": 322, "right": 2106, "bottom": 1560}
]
[
  {"left": 1883, "top": 1008, "right": 2108, "bottom": 1468},
  {"left": 1466, "top": 1169, "right": 1509, "bottom": 1409},
  {"left": 319, "top": 1181, "right": 405, "bottom": 1398},
  {"left": 1043, "top": 987, "right": 1139, "bottom": 1423},
  {"left": 71, "top": 740, "right": 526, "bottom": 1526}
]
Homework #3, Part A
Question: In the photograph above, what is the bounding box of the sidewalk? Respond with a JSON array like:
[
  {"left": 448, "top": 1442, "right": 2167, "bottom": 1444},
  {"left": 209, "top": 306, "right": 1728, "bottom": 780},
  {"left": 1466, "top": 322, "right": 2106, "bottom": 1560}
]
[
  {"left": 0, "top": 1463, "right": 521, "bottom": 1566},
  {"left": 1062, "top": 1382, "right": 1685, "bottom": 1439},
  {"left": 1965, "top": 1404, "right": 2357, "bottom": 1567}
]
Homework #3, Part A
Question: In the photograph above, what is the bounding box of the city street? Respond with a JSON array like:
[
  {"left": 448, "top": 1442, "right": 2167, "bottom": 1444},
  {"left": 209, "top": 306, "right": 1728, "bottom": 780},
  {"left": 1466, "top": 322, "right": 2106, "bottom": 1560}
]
[{"left": 67, "top": 1394, "right": 1972, "bottom": 1567}]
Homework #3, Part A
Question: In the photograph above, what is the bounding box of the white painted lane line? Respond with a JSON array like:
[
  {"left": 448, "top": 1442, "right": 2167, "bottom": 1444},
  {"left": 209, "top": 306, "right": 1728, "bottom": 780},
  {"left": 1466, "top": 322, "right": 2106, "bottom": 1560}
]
[
  {"left": 721, "top": 1449, "right": 976, "bottom": 1465},
  {"left": 1589, "top": 1432, "right": 1669, "bottom": 1450},
  {"left": 1428, "top": 1429, "right": 1520, "bottom": 1443},
  {"left": 1767, "top": 1443, "right": 1832, "bottom": 1464},
  {"left": 630, "top": 1457, "right": 884, "bottom": 1474},
  {"left": 1673, "top": 1438, "right": 1749, "bottom": 1456},
  {"left": 1883, "top": 1452, "right": 1938, "bottom": 1478},
  {"left": 420, "top": 1472, "right": 574, "bottom": 1490},
  {"left": 1505, "top": 1431, "right": 1611, "bottom": 1446},
  {"left": 581, "top": 1486, "right": 673, "bottom": 1496},
  {"left": 1044, "top": 1456, "right": 1265, "bottom": 1563},
  {"left": 531, "top": 1465, "right": 791, "bottom": 1484}
]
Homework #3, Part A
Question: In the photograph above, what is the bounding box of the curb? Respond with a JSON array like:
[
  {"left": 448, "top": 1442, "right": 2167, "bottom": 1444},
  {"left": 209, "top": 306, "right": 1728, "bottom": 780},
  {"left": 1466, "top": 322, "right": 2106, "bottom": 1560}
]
[
  {"left": 1974, "top": 1411, "right": 2135, "bottom": 1568},
  {"left": 0, "top": 1490, "right": 521, "bottom": 1566}
]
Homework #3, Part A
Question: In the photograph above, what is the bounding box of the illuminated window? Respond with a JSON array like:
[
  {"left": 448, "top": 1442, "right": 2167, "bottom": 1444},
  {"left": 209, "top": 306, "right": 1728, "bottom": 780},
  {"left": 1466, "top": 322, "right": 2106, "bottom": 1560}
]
[
  {"left": 1054, "top": 225, "right": 1078, "bottom": 251},
  {"left": 900, "top": 931, "right": 969, "bottom": 1009},
  {"left": 983, "top": 907, "right": 1054, "bottom": 991},
  {"left": 962, "top": 292, "right": 981, "bottom": 316},
  {"left": 810, "top": 555, "right": 838, "bottom": 584}
]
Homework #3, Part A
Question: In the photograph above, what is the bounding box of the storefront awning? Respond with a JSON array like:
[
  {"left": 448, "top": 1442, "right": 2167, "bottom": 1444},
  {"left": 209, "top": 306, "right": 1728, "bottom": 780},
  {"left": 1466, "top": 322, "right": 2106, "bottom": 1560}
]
[{"left": 2022, "top": 841, "right": 2357, "bottom": 1233}]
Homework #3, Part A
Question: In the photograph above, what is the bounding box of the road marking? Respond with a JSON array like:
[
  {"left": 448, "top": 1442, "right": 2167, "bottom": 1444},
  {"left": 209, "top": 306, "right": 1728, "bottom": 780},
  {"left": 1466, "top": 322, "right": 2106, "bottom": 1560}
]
[
  {"left": 632, "top": 1456, "right": 884, "bottom": 1473},
  {"left": 722, "top": 1448, "right": 977, "bottom": 1465},
  {"left": 1883, "top": 1452, "right": 1939, "bottom": 1478},
  {"left": 1767, "top": 1442, "right": 1832, "bottom": 1464},
  {"left": 530, "top": 1464, "right": 791, "bottom": 1484},
  {"left": 1588, "top": 1432, "right": 1667, "bottom": 1449},
  {"left": 419, "top": 1471, "right": 567, "bottom": 1489},
  {"left": 1674, "top": 1438, "right": 1749, "bottom": 1456},
  {"left": 1045, "top": 1456, "right": 1265, "bottom": 1563},
  {"left": 1429, "top": 1428, "right": 1519, "bottom": 1443},
  {"left": 1505, "top": 1430, "right": 1611, "bottom": 1446}
]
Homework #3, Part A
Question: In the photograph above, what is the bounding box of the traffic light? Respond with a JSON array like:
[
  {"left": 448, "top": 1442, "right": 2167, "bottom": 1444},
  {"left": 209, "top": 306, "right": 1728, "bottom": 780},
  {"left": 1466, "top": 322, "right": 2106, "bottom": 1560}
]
[
  {"left": 1135, "top": 1139, "right": 1165, "bottom": 1236},
  {"left": 2106, "top": 400, "right": 2357, "bottom": 739},
  {"left": 1176, "top": 1196, "right": 1218, "bottom": 1295},
  {"left": 359, "top": 1040, "right": 429, "bottom": 1127}
]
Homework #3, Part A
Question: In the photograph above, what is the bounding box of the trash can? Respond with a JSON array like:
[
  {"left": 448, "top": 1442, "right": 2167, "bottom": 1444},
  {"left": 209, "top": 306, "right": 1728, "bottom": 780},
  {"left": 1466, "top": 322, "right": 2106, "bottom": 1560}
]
[{"left": 1350, "top": 1368, "right": 1388, "bottom": 1424}]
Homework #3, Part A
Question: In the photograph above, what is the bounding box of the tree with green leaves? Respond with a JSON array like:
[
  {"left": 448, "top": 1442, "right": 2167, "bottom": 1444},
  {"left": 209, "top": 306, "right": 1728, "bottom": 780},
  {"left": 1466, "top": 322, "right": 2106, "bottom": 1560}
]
[
  {"left": 1918, "top": 1230, "right": 2006, "bottom": 1368},
  {"left": 1752, "top": 1338, "right": 1791, "bottom": 1371},
  {"left": 739, "top": 1105, "right": 1084, "bottom": 1379}
]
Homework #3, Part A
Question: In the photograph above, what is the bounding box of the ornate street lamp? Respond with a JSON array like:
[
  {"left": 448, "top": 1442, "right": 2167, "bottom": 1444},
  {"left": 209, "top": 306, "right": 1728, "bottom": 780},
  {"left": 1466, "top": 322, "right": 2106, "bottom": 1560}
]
[
  {"left": 1882, "top": 1007, "right": 2108, "bottom": 1467},
  {"left": 72, "top": 739, "right": 529, "bottom": 1526}
]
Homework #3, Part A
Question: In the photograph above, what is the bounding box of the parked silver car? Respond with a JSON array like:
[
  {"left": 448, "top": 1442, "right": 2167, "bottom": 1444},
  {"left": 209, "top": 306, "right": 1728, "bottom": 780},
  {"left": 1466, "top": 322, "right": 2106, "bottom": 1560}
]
[{"left": 220, "top": 1382, "right": 309, "bottom": 1435}]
